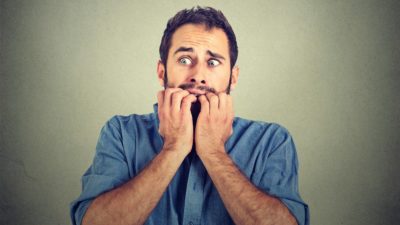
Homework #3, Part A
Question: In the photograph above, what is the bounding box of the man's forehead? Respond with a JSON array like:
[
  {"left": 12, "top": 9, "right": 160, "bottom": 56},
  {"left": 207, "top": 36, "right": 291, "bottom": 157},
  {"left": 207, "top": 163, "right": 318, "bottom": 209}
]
[
  {"left": 173, "top": 47, "right": 226, "bottom": 61},
  {"left": 169, "top": 24, "right": 229, "bottom": 56}
]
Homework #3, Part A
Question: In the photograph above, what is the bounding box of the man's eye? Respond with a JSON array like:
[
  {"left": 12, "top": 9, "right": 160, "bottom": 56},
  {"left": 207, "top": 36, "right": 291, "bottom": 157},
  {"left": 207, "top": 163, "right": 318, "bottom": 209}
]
[
  {"left": 179, "top": 57, "right": 192, "bottom": 65},
  {"left": 208, "top": 59, "right": 220, "bottom": 67}
]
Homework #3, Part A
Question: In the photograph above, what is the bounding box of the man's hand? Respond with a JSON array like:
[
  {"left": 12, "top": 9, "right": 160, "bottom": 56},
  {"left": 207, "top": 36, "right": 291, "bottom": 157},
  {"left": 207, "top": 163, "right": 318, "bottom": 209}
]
[
  {"left": 195, "top": 92, "right": 234, "bottom": 157},
  {"left": 194, "top": 93, "right": 298, "bottom": 225},
  {"left": 83, "top": 88, "right": 197, "bottom": 225},
  {"left": 157, "top": 88, "right": 197, "bottom": 155}
]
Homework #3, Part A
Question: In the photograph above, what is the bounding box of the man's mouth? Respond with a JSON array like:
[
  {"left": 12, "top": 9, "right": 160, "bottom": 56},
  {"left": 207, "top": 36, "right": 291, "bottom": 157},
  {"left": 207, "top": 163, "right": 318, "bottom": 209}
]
[
  {"left": 178, "top": 83, "right": 216, "bottom": 95},
  {"left": 186, "top": 88, "right": 206, "bottom": 96}
]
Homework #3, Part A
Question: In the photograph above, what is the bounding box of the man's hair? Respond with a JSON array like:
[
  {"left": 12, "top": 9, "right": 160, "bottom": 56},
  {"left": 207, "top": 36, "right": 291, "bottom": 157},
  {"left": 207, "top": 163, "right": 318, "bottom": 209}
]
[{"left": 159, "top": 6, "right": 238, "bottom": 69}]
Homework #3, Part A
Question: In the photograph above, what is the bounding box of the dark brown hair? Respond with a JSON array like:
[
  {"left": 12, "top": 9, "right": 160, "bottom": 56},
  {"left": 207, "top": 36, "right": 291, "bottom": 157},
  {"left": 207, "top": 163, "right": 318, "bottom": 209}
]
[{"left": 159, "top": 6, "right": 238, "bottom": 69}]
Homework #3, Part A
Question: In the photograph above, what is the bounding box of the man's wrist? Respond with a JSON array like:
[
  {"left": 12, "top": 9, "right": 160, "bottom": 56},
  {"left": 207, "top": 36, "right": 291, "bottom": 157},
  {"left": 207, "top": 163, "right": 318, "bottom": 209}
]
[
  {"left": 197, "top": 145, "right": 227, "bottom": 163},
  {"left": 162, "top": 144, "right": 191, "bottom": 159}
]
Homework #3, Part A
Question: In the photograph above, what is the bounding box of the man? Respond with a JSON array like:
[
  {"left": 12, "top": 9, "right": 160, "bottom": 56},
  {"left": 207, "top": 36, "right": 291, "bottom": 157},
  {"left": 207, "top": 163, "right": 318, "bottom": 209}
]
[{"left": 71, "top": 6, "right": 309, "bottom": 225}]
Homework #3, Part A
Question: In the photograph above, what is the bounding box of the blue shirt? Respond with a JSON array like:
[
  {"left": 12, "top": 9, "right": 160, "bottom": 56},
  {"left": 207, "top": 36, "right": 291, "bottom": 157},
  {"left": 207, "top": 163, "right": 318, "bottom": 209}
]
[{"left": 70, "top": 104, "right": 309, "bottom": 225}]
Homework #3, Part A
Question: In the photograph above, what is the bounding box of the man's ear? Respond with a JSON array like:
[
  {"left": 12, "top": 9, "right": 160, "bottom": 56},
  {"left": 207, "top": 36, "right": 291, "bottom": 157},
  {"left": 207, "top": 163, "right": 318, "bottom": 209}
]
[
  {"left": 157, "top": 60, "right": 165, "bottom": 87},
  {"left": 229, "top": 65, "right": 239, "bottom": 90}
]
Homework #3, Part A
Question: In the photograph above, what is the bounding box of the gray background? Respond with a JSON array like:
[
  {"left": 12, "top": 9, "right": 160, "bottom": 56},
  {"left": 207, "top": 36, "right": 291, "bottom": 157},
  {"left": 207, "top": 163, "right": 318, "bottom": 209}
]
[{"left": 1, "top": 0, "right": 399, "bottom": 224}]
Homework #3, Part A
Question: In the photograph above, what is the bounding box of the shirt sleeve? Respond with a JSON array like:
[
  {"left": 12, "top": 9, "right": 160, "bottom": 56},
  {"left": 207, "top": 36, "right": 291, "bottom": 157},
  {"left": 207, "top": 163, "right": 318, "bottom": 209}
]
[
  {"left": 258, "top": 125, "right": 310, "bottom": 225},
  {"left": 70, "top": 116, "right": 131, "bottom": 225}
]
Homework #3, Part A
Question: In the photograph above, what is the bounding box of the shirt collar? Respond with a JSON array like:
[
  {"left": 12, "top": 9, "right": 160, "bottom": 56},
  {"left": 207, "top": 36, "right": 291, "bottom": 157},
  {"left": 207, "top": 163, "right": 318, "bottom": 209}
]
[
  {"left": 153, "top": 103, "right": 160, "bottom": 130},
  {"left": 153, "top": 103, "right": 159, "bottom": 114}
]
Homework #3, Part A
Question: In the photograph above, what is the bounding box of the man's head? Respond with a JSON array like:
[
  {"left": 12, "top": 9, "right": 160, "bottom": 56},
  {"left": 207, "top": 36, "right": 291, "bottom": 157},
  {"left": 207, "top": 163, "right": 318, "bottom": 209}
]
[{"left": 157, "top": 6, "right": 239, "bottom": 95}]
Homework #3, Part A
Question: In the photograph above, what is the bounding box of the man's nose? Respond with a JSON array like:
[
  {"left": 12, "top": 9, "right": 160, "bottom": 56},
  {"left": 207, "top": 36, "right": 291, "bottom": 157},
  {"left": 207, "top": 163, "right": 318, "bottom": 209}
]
[
  {"left": 188, "top": 64, "right": 207, "bottom": 85},
  {"left": 189, "top": 77, "right": 206, "bottom": 84}
]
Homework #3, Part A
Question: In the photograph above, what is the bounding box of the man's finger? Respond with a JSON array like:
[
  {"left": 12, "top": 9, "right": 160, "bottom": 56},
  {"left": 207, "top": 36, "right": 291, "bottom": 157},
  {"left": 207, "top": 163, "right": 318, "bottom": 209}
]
[
  {"left": 164, "top": 88, "right": 182, "bottom": 111},
  {"left": 218, "top": 92, "right": 227, "bottom": 111},
  {"left": 157, "top": 90, "right": 164, "bottom": 109},
  {"left": 171, "top": 90, "right": 190, "bottom": 112},
  {"left": 206, "top": 92, "right": 219, "bottom": 115},
  {"left": 227, "top": 95, "right": 234, "bottom": 118},
  {"left": 198, "top": 95, "right": 210, "bottom": 115},
  {"left": 181, "top": 94, "right": 197, "bottom": 113}
]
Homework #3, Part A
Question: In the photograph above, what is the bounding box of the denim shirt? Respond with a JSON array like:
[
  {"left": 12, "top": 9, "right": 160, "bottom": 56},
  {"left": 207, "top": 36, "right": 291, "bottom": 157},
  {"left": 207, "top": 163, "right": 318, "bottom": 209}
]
[{"left": 70, "top": 104, "right": 309, "bottom": 225}]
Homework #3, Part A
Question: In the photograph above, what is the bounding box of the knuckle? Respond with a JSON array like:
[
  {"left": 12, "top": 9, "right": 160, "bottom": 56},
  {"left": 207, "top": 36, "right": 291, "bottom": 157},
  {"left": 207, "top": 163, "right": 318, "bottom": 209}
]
[
  {"left": 172, "top": 92, "right": 182, "bottom": 101},
  {"left": 165, "top": 88, "right": 175, "bottom": 96},
  {"left": 180, "top": 89, "right": 189, "bottom": 95},
  {"left": 182, "top": 97, "right": 191, "bottom": 103}
]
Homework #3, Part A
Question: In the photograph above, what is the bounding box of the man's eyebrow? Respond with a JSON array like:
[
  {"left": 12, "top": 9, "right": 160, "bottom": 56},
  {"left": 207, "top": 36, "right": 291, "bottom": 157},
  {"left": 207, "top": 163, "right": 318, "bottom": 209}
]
[
  {"left": 173, "top": 47, "right": 226, "bottom": 61},
  {"left": 207, "top": 50, "right": 225, "bottom": 61},
  {"left": 174, "top": 47, "right": 193, "bottom": 55}
]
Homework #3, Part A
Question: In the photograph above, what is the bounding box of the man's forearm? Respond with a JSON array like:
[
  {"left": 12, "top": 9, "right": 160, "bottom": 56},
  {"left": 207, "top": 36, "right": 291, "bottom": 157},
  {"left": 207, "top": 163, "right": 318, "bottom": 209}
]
[
  {"left": 199, "top": 148, "right": 298, "bottom": 225},
  {"left": 82, "top": 148, "right": 187, "bottom": 225}
]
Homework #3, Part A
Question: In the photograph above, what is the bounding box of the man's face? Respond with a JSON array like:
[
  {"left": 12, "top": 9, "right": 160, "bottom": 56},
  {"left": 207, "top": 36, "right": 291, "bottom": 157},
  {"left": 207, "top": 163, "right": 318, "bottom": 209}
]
[{"left": 157, "top": 24, "right": 238, "bottom": 95}]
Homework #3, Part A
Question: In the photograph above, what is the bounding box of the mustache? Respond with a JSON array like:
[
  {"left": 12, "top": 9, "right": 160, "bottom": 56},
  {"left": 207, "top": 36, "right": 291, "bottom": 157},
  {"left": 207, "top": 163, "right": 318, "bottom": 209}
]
[{"left": 177, "top": 83, "right": 217, "bottom": 94}]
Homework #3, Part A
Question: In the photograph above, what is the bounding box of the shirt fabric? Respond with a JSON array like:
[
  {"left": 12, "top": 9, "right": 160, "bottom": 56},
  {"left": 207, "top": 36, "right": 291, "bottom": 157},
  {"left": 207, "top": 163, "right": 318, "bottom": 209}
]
[{"left": 70, "top": 104, "right": 309, "bottom": 225}]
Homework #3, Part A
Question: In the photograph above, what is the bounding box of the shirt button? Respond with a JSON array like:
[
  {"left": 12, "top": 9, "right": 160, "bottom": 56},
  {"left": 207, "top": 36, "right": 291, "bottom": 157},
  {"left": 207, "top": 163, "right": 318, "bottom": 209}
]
[{"left": 188, "top": 222, "right": 194, "bottom": 225}]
